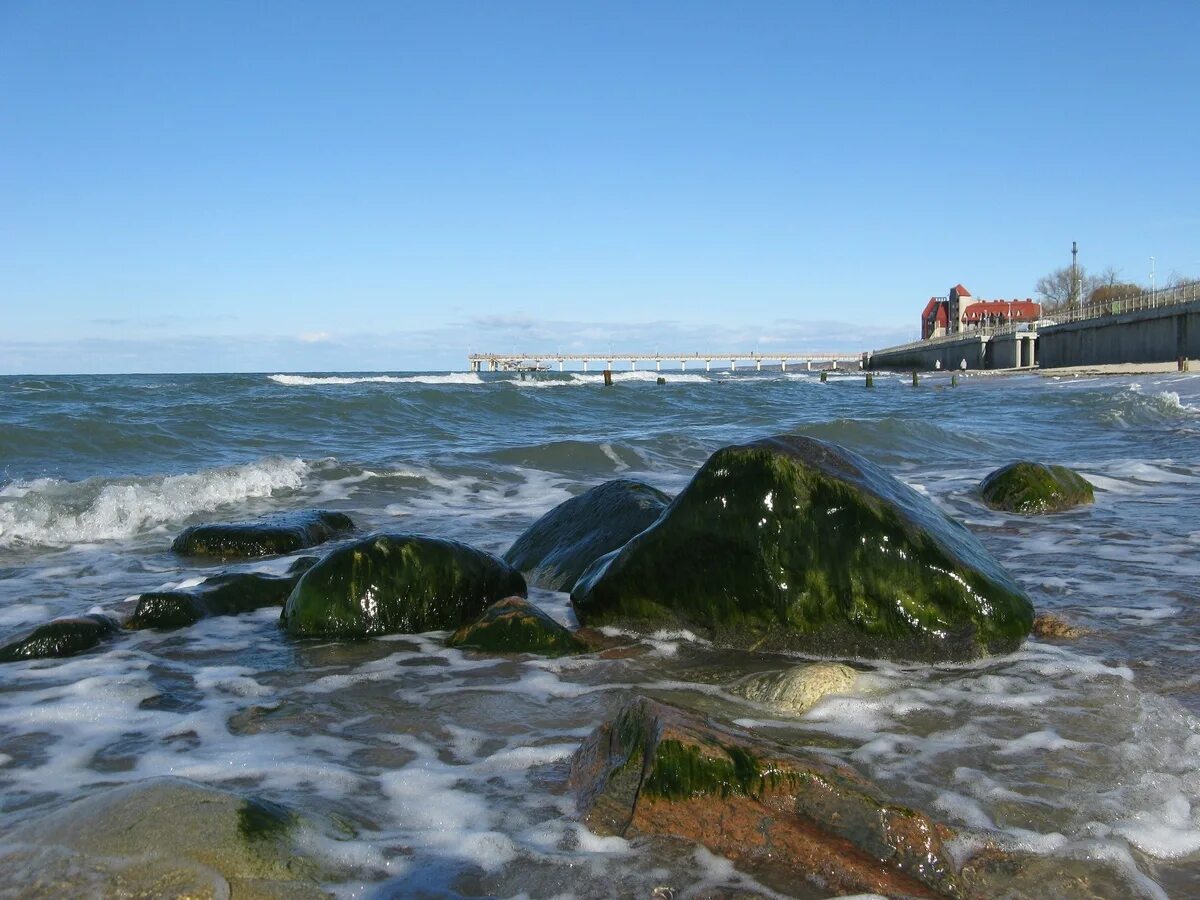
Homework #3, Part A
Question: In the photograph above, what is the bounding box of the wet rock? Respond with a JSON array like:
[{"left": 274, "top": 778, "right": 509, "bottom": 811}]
[
  {"left": 0, "top": 613, "right": 119, "bottom": 663},
  {"left": 171, "top": 509, "right": 355, "bottom": 559},
  {"left": 731, "top": 662, "right": 858, "bottom": 715},
  {"left": 1032, "top": 612, "right": 1088, "bottom": 639},
  {"left": 0, "top": 777, "right": 327, "bottom": 898},
  {"left": 447, "top": 596, "right": 587, "bottom": 656},
  {"left": 281, "top": 533, "right": 526, "bottom": 638},
  {"left": 570, "top": 696, "right": 962, "bottom": 897},
  {"left": 979, "top": 461, "right": 1094, "bottom": 514},
  {"left": 572, "top": 435, "right": 1034, "bottom": 662},
  {"left": 128, "top": 567, "right": 312, "bottom": 631},
  {"left": 503, "top": 479, "right": 672, "bottom": 591}
]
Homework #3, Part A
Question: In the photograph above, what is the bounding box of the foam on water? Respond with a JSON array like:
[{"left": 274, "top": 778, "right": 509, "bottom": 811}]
[
  {"left": 269, "top": 372, "right": 483, "bottom": 386},
  {"left": 0, "top": 457, "right": 310, "bottom": 549}
]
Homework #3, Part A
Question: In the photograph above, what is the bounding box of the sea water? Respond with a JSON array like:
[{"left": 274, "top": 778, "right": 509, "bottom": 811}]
[{"left": 1, "top": 369, "right": 1198, "bottom": 897}]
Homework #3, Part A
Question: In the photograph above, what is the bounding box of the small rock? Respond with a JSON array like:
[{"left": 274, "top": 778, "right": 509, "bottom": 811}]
[
  {"left": 128, "top": 568, "right": 310, "bottom": 631},
  {"left": 731, "top": 662, "right": 857, "bottom": 714},
  {"left": 0, "top": 613, "right": 119, "bottom": 663},
  {"left": 171, "top": 509, "right": 354, "bottom": 559},
  {"left": 1032, "top": 612, "right": 1088, "bottom": 639},
  {"left": 979, "top": 462, "right": 1094, "bottom": 514},
  {"left": 448, "top": 596, "right": 587, "bottom": 656},
  {"left": 503, "top": 479, "right": 671, "bottom": 591}
]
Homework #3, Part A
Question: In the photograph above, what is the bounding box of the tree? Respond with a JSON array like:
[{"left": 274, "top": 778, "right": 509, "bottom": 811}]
[{"left": 1036, "top": 265, "right": 1095, "bottom": 309}]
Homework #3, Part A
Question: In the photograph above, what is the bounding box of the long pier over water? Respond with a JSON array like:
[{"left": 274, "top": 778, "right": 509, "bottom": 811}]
[{"left": 468, "top": 352, "right": 865, "bottom": 372}]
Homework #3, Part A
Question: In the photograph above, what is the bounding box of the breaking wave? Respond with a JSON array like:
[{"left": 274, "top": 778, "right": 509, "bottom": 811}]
[{"left": 269, "top": 373, "right": 484, "bottom": 386}]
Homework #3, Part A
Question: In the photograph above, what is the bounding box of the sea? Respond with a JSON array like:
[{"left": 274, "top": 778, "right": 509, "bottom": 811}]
[{"left": 1, "top": 367, "right": 1199, "bottom": 898}]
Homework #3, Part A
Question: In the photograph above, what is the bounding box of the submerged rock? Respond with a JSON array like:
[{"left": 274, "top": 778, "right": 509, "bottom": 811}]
[
  {"left": 447, "top": 596, "right": 587, "bottom": 656},
  {"left": 572, "top": 435, "right": 1034, "bottom": 661},
  {"left": 503, "top": 479, "right": 672, "bottom": 591},
  {"left": 731, "top": 662, "right": 858, "bottom": 715},
  {"left": 0, "top": 613, "right": 119, "bottom": 663},
  {"left": 979, "top": 461, "right": 1094, "bottom": 514},
  {"left": 281, "top": 533, "right": 526, "bottom": 638},
  {"left": 1032, "top": 612, "right": 1088, "bottom": 639},
  {"left": 571, "top": 696, "right": 962, "bottom": 897},
  {"left": 171, "top": 509, "right": 355, "bottom": 559},
  {"left": 128, "top": 561, "right": 318, "bottom": 631},
  {"left": 0, "top": 777, "right": 327, "bottom": 898}
]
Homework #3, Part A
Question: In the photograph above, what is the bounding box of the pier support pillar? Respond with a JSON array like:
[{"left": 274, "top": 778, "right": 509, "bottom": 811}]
[
  {"left": 583, "top": 361, "right": 589, "bottom": 372},
  {"left": 807, "top": 361, "right": 812, "bottom": 371},
  {"left": 705, "top": 360, "right": 711, "bottom": 371},
  {"left": 559, "top": 361, "right": 564, "bottom": 372},
  {"left": 781, "top": 360, "right": 787, "bottom": 371},
  {"left": 680, "top": 360, "right": 686, "bottom": 371},
  {"left": 756, "top": 360, "right": 762, "bottom": 371},
  {"left": 630, "top": 360, "right": 636, "bottom": 370},
  {"left": 656, "top": 360, "right": 661, "bottom": 371},
  {"left": 731, "top": 360, "right": 737, "bottom": 371}
]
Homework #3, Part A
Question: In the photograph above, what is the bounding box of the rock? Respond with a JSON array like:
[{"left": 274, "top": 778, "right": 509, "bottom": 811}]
[
  {"left": 281, "top": 533, "right": 526, "bottom": 638},
  {"left": 731, "top": 662, "right": 857, "bottom": 715},
  {"left": 979, "top": 461, "right": 1094, "bottom": 514},
  {"left": 572, "top": 435, "right": 1034, "bottom": 662},
  {"left": 0, "top": 777, "right": 327, "bottom": 898},
  {"left": 171, "top": 509, "right": 355, "bottom": 559},
  {"left": 1032, "top": 612, "right": 1088, "bottom": 639},
  {"left": 0, "top": 613, "right": 119, "bottom": 663},
  {"left": 447, "top": 596, "right": 587, "bottom": 656},
  {"left": 503, "top": 479, "right": 672, "bottom": 591},
  {"left": 570, "top": 696, "right": 963, "bottom": 897},
  {"left": 128, "top": 568, "right": 311, "bottom": 631}
]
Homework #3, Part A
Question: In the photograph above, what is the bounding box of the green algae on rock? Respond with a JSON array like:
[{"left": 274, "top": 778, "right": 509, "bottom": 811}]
[
  {"left": 570, "top": 696, "right": 964, "bottom": 897},
  {"left": 503, "top": 478, "right": 671, "bottom": 591},
  {"left": 979, "top": 461, "right": 1095, "bottom": 514},
  {"left": 447, "top": 596, "right": 587, "bottom": 656},
  {"left": 171, "top": 509, "right": 355, "bottom": 559},
  {"left": 572, "top": 435, "right": 1034, "bottom": 661},
  {"left": 0, "top": 613, "right": 119, "bottom": 663},
  {"left": 281, "top": 533, "right": 526, "bottom": 638},
  {"left": 128, "top": 564, "right": 316, "bottom": 631}
]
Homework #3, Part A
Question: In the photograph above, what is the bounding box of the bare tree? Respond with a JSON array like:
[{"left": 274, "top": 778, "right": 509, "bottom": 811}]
[{"left": 1036, "top": 266, "right": 1093, "bottom": 309}]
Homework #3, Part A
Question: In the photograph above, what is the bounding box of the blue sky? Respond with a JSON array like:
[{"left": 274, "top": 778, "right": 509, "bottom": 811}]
[{"left": 2, "top": 1, "right": 1197, "bottom": 373}]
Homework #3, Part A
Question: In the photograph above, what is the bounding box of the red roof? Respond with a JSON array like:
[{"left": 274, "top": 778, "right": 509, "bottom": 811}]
[{"left": 951, "top": 284, "right": 972, "bottom": 297}]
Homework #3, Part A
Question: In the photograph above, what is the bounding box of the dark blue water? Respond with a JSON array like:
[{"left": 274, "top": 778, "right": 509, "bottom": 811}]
[{"left": 1, "top": 368, "right": 1199, "bottom": 896}]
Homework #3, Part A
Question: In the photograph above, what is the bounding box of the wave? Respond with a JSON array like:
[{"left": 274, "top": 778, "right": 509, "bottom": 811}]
[
  {"left": 269, "top": 373, "right": 484, "bottom": 386},
  {"left": 0, "top": 457, "right": 310, "bottom": 549}
]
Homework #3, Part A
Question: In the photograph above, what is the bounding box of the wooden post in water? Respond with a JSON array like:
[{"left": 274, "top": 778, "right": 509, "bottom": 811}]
[
  {"left": 603, "top": 369, "right": 613, "bottom": 387},
  {"left": 865, "top": 374, "right": 874, "bottom": 388},
  {"left": 819, "top": 371, "right": 827, "bottom": 383},
  {"left": 912, "top": 370, "right": 919, "bottom": 387},
  {"left": 951, "top": 374, "right": 958, "bottom": 387},
  {"left": 656, "top": 376, "right": 666, "bottom": 385}
]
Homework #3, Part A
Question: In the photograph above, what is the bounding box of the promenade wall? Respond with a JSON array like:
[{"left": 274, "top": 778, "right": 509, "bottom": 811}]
[{"left": 1038, "top": 299, "right": 1199, "bottom": 368}]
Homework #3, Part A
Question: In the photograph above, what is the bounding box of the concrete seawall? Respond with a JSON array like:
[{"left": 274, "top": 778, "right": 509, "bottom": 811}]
[
  {"left": 867, "top": 332, "right": 1037, "bottom": 372},
  {"left": 1038, "top": 299, "right": 1198, "bottom": 369}
]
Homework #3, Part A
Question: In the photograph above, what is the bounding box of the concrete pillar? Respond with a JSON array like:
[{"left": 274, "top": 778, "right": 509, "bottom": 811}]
[
  {"left": 559, "top": 361, "right": 564, "bottom": 372},
  {"left": 806, "top": 361, "right": 812, "bottom": 371},
  {"left": 1029, "top": 338, "right": 1037, "bottom": 368},
  {"left": 605, "top": 360, "right": 612, "bottom": 371},
  {"left": 680, "top": 360, "right": 686, "bottom": 371},
  {"left": 756, "top": 360, "right": 762, "bottom": 371},
  {"left": 656, "top": 360, "right": 661, "bottom": 371},
  {"left": 630, "top": 360, "right": 636, "bottom": 370},
  {"left": 705, "top": 360, "right": 711, "bottom": 371},
  {"left": 583, "top": 361, "right": 589, "bottom": 372},
  {"left": 731, "top": 359, "right": 737, "bottom": 371},
  {"left": 781, "top": 360, "right": 787, "bottom": 371}
]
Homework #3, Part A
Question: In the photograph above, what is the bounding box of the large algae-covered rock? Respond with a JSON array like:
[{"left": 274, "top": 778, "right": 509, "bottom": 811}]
[
  {"left": 0, "top": 777, "right": 327, "bottom": 898},
  {"left": 572, "top": 435, "right": 1034, "bottom": 661},
  {"left": 281, "top": 533, "right": 526, "bottom": 638},
  {"left": 128, "top": 560, "right": 317, "bottom": 631},
  {"left": 447, "top": 596, "right": 587, "bottom": 656},
  {"left": 570, "top": 696, "right": 963, "bottom": 897},
  {"left": 171, "top": 509, "right": 354, "bottom": 559},
  {"left": 979, "top": 461, "right": 1094, "bottom": 514},
  {"left": 0, "top": 613, "right": 119, "bottom": 663},
  {"left": 503, "top": 479, "right": 671, "bottom": 591}
]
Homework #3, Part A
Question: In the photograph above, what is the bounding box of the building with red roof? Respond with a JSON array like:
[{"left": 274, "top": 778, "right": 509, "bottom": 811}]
[{"left": 921, "top": 283, "right": 1040, "bottom": 339}]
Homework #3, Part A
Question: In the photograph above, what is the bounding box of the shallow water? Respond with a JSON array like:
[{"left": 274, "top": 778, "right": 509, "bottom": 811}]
[{"left": 1, "top": 368, "right": 1199, "bottom": 897}]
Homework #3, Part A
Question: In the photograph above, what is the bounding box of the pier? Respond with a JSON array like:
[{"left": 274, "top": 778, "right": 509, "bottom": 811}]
[{"left": 467, "top": 352, "right": 865, "bottom": 373}]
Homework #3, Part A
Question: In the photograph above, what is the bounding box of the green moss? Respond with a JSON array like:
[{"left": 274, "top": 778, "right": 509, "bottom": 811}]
[
  {"left": 128, "top": 571, "right": 306, "bottom": 632},
  {"left": 572, "top": 436, "right": 1034, "bottom": 661},
  {"left": 980, "top": 462, "right": 1094, "bottom": 514},
  {"left": 237, "top": 797, "right": 296, "bottom": 844},
  {"left": 281, "top": 534, "right": 527, "bottom": 638},
  {"left": 0, "top": 615, "right": 119, "bottom": 663},
  {"left": 447, "top": 597, "right": 586, "bottom": 656},
  {"left": 642, "top": 739, "right": 809, "bottom": 801}
]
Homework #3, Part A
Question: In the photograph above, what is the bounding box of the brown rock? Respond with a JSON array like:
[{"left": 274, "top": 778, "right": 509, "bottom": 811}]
[
  {"left": 570, "top": 697, "right": 962, "bottom": 898},
  {"left": 1032, "top": 612, "right": 1088, "bottom": 639}
]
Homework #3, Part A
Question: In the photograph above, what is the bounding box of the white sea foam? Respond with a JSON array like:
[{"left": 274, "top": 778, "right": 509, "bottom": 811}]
[
  {"left": 269, "top": 372, "right": 483, "bottom": 386},
  {"left": 0, "top": 457, "right": 309, "bottom": 548}
]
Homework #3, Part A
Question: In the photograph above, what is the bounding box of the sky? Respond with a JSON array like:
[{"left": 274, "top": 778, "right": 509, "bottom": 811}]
[{"left": 2, "top": 1, "right": 1198, "bottom": 374}]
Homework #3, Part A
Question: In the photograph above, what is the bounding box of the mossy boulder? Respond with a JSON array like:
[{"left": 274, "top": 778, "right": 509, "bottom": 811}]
[
  {"left": 572, "top": 435, "right": 1034, "bottom": 661},
  {"left": 447, "top": 596, "right": 587, "bottom": 656},
  {"left": 171, "top": 509, "right": 354, "bottom": 559},
  {"left": 0, "top": 613, "right": 119, "bottom": 663},
  {"left": 0, "top": 778, "right": 327, "bottom": 897},
  {"left": 281, "top": 533, "right": 526, "bottom": 638},
  {"left": 503, "top": 479, "right": 672, "bottom": 591},
  {"left": 979, "top": 461, "right": 1094, "bottom": 514},
  {"left": 571, "top": 696, "right": 964, "bottom": 897},
  {"left": 128, "top": 561, "right": 318, "bottom": 631}
]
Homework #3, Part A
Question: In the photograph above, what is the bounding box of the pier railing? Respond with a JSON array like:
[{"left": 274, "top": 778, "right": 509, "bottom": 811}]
[{"left": 1047, "top": 279, "right": 1200, "bottom": 325}]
